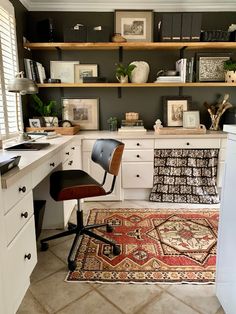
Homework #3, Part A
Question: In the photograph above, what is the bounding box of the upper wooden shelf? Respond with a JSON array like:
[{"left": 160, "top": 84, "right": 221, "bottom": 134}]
[
  {"left": 24, "top": 42, "right": 236, "bottom": 51},
  {"left": 37, "top": 82, "right": 236, "bottom": 88}
]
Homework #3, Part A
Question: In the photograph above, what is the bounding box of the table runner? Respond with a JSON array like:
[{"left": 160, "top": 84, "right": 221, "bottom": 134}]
[{"left": 149, "top": 149, "right": 219, "bottom": 204}]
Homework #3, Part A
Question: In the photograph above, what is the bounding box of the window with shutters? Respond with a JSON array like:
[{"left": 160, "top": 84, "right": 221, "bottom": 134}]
[{"left": 0, "top": 0, "right": 21, "bottom": 139}]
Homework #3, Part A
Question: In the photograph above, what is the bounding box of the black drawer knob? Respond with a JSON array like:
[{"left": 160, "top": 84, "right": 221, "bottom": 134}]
[
  {"left": 136, "top": 143, "right": 140, "bottom": 146},
  {"left": 21, "top": 212, "right": 28, "bottom": 219},
  {"left": 66, "top": 152, "right": 70, "bottom": 155},
  {"left": 186, "top": 142, "right": 190, "bottom": 146},
  {"left": 24, "top": 253, "right": 31, "bottom": 260},
  {"left": 68, "top": 160, "right": 73, "bottom": 166},
  {"left": 136, "top": 174, "right": 140, "bottom": 178},
  {"left": 19, "top": 186, "right": 26, "bottom": 193},
  {"left": 136, "top": 154, "right": 140, "bottom": 158},
  {"left": 71, "top": 147, "right": 75, "bottom": 150},
  {"left": 50, "top": 162, "right": 55, "bottom": 167}
]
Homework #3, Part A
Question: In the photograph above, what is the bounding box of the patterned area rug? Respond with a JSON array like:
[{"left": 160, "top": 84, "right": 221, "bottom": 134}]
[{"left": 66, "top": 208, "right": 218, "bottom": 284}]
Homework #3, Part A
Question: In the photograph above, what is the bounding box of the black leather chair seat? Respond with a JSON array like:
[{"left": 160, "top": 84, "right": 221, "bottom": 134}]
[{"left": 50, "top": 170, "right": 106, "bottom": 201}]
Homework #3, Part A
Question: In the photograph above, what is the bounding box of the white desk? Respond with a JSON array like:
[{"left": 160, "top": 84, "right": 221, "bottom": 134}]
[{"left": 0, "top": 135, "right": 78, "bottom": 314}]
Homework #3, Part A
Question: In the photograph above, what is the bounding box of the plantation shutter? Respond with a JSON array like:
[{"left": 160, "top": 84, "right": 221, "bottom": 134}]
[{"left": 0, "top": 0, "right": 20, "bottom": 139}]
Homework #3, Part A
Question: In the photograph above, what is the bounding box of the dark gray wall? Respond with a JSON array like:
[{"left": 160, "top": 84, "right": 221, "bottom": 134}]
[{"left": 16, "top": 10, "right": 236, "bottom": 129}]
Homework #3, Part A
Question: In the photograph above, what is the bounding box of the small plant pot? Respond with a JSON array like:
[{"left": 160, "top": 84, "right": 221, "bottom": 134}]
[
  {"left": 225, "top": 70, "right": 236, "bottom": 83},
  {"left": 116, "top": 75, "right": 128, "bottom": 83},
  {"left": 44, "top": 116, "right": 59, "bottom": 127}
]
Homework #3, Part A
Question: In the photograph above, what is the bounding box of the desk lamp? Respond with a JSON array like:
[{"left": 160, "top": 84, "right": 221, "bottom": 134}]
[{"left": 7, "top": 71, "right": 38, "bottom": 141}]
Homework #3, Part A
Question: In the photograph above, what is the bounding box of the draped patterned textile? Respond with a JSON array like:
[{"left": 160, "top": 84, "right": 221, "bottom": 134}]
[{"left": 149, "top": 149, "right": 219, "bottom": 204}]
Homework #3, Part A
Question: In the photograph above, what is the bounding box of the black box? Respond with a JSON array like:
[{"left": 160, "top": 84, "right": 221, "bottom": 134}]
[
  {"left": 160, "top": 14, "right": 172, "bottom": 41},
  {"left": 34, "top": 200, "right": 46, "bottom": 239},
  {"left": 83, "top": 77, "right": 107, "bottom": 83},
  {"left": 191, "top": 13, "right": 202, "bottom": 41},
  {"left": 87, "top": 27, "right": 110, "bottom": 42},
  {"left": 64, "top": 26, "right": 87, "bottom": 42},
  {"left": 37, "top": 18, "right": 55, "bottom": 42},
  {"left": 172, "top": 13, "right": 182, "bottom": 41},
  {"left": 181, "top": 13, "right": 191, "bottom": 41}
]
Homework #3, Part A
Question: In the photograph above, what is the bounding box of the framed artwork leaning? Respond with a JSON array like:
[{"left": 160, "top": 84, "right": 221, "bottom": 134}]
[
  {"left": 62, "top": 98, "right": 99, "bottom": 130},
  {"left": 115, "top": 10, "right": 153, "bottom": 42},
  {"left": 163, "top": 96, "right": 192, "bottom": 127},
  {"left": 74, "top": 64, "right": 98, "bottom": 83}
]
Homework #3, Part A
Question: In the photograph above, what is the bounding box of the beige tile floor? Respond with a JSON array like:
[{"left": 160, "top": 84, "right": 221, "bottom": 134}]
[{"left": 17, "top": 201, "right": 225, "bottom": 314}]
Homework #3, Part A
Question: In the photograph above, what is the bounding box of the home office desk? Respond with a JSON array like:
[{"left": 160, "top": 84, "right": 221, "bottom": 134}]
[{"left": 0, "top": 135, "right": 79, "bottom": 314}]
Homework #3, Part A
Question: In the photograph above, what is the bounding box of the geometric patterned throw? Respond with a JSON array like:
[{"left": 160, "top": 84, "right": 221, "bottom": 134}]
[
  {"left": 66, "top": 208, "right": 218, "bottom": 283},
  {"left": 150, "top": 149, "right": 219, "bottom": 204}
]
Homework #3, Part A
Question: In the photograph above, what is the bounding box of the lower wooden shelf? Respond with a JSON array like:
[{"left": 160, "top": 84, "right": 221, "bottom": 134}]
[{"left": 26, "top": 126, "right": 80, "bottom": 135}]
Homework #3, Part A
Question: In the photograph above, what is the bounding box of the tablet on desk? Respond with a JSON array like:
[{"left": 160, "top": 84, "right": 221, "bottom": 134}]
[{"left": 5, "top": 142, "right": 50, "bottom": 151}]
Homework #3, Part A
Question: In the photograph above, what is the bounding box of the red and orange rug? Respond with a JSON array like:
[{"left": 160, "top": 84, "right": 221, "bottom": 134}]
[{"left": 66, "top": 208, "right": 218, "bottom": 284}]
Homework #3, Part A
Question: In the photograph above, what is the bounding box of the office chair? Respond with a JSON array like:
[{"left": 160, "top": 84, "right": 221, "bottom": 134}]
[{"left": 40, "top": 139, "right": 124, "bottom": 271}]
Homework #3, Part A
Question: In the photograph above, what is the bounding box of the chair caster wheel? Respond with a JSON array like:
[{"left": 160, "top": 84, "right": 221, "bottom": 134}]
[
  {"left": 113, "top": 245, "right": 121, "bottom": 255},
  {"left": 41, "top": 242, "right": 49, "bottom": 251},
  {"left": 106, "top": 224, "right": 113, "bottom": 233},
  {"left": 68, "top": 261, "right": 77, "bottom": 271},
  {"left": 68, "top": 222, "right": 76, "bottom": 231}
]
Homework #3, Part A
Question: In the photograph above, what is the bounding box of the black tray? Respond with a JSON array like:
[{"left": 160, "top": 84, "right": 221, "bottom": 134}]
[{"left": 5, "top": 142, "right": 50, "bottom": 151}]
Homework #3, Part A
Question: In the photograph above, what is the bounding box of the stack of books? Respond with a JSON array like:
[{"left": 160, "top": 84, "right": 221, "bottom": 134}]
[
  {"left": 118, "top": 119, "right": 147, "bottom": 133},
  {"left": 24, "top": 58, "right": 46, "bottom": 83}
]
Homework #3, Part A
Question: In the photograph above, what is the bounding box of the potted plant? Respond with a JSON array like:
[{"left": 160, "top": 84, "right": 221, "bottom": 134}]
[
  {"left": 31, "top": 94, "right": 60, "bottom": 127},
  {"left": 115, "top": 63, "right": 136, "bottom": 83},
  {"left": 107, "top": 116, "right": 118, "bottom": 131},
  {"left": 224, "top": 60, "right": 236, "bottom": 82}
]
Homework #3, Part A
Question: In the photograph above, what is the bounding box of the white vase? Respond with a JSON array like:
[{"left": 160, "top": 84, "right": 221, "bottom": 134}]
[
  {"left": 129, "top": 61, "right": 150, "bottom": 83},
  {"left": 225, "top": 70, "right": 236, "bottom": 83}
]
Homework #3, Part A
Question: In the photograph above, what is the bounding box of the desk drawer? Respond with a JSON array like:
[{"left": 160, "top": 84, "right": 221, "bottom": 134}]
[
  {"left": 6, "top": 217, "right": 37, "bottom": 311},
  {"left": 155, "top": 138, "right": 220, "bottom": 149},
  {"left": 122, "top": 162, "right": 153, "bottom": 188},
  {"left": 2, "top": 173, "right": 32, "bottom": 214},
  {"left": 123, "top": 150, "right": 154, "bottom": 162},
  {"left": 122, "top": 139, "right": 154, "bottom": 149},
  {"left": 5, "top": 192, "right": 34, "bottom": 246},
  {"left": 32, "top": 153, "right": 60, "bottom": 187}
]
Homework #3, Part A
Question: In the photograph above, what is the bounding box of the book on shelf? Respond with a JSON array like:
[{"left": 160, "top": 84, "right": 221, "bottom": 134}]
[
  {"left": 118, "top": 126, "right": 147, "bottom": 132},
  {"left": 24, "top": 58, "right": 46, "bottom": 83},
  {"left": 175, "top": 58, "right": 187, "bottom": 83},
  {"left": 154, "top": 76, "right": 182, "bottom": 83}
]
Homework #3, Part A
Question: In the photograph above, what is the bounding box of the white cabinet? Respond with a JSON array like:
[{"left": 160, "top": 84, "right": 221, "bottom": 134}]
[
  {"left": 122, "top": 139, "right": 154, "bottom": 200},
  {"left": 82, "top": 139, "right": 121, "bottom": 201},
  {"left": 216, "top": 132, "right": 236, "bottom": 314}
]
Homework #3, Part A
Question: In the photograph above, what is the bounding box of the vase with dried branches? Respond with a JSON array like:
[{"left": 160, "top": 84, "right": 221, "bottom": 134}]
[{"left": 203, "top": 94, "right": 233, "bottom": 131}]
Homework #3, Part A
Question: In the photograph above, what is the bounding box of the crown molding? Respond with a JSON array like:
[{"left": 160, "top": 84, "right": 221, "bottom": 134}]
[{"left": 19, "top": 0, "right": 236, "bottom": 12}]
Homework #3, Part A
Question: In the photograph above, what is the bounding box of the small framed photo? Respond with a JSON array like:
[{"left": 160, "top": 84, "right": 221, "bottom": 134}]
[
  {"left": 50, "top": 61, "right": 80, "bottom": 83},
  {"left": 115, "top": 10, "right": 153, "bottom": 42},
  {"left": 196, "top": 53, "right": 231, "bottom": 82},
  {"left": 29, "top": 118, "right": 42, "bottom": 128},
  {"left": 74, "top": 64, "right": 98, "bottom": 83},
  {"left": 62, "top": 98, "right": 99, "bottom": 130},
  {"left": 183, "top": 111, "right": 200, "bottom": 128},
  {"left": 163, "top": 96, "right": 192, "bottom": 127}
]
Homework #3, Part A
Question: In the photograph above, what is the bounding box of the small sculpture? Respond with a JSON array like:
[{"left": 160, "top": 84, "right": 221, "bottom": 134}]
[
  {"left": 203, "top": 94, "right": 233, "bottom": 131},
  {"left": 154, "top": 119, "right": 163, "bottom": 131}
]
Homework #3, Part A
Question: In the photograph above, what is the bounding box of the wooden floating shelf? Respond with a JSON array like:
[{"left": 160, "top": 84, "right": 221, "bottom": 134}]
[
  {"left": 24, "top": 42, "right": 236, "bottom": 51},
  {"left": 37, "top": 82, "right": 236, "bottom": 88},
  {"left": 26, "top": 126, "right": 80, "bottom": 135}
]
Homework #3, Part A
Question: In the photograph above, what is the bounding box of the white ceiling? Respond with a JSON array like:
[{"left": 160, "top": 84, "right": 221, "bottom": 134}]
[{"left": 19, "top": 0, "right": 236, "bottom": 12}]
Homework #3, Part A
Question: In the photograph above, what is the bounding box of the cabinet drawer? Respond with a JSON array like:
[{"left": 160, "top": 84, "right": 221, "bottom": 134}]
[
  {"left": 32, "top": 153, "right": 60, "bottom": 187},
  {"left": 6, "top": 217, "right": 37, "bottom": 310},
  {"left": 123, "top": 150, "right": 154, "bottom": 162},
  {"left": 155, "top": 138, "right": 221, "bottom": 149},
  {"left": 122, "top": 162, "right": 153, "bottom": 188},
  {"left": 2, "top": 173, "right": 32, "bottom": 214},
  {"left": 122, "top": 139, "right": 154, "bottom": 149},
  {"left": 5, "top": 192, "right": 34, "bottom": 246}
]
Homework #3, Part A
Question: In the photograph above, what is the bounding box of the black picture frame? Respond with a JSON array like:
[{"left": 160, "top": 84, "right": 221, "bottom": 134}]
[
  {"left": 196, "top": 52, "right": 232, "bottom": 82},
  {"left": 163, "top": 96, "right": 192, "bottom": 127}
]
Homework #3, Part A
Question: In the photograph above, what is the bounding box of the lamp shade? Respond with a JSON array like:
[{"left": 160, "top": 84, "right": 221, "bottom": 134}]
[{"left": 7, "top": 71, "right": 38, "bottom": 94}]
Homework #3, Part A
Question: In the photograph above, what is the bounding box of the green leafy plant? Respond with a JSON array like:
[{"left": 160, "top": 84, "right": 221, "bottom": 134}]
[
  {"left": 107, "top": 116, "right": 118, "bottom": 131},
  {"left": 224, "top": 60, "right": 236, "bottom": 71},
  {"left": 31, "top": 94, "right": 59, "bottom": 117},
  {"left": 115, "top": 63, "right": 136, "bottom": 81}
]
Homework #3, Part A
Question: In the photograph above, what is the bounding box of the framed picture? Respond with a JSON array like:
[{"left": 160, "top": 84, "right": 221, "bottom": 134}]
[
  {"left": 163, "top": 96, "right": 191, "bottom": 127},
  {"left": 183, "top": 111, "right": 200, "bottom": 128},
  {"left": 50, "top": 61, "right": 80, "bottom": 83},
  {"left": 62, "top": 98, "right": 99, "bottom": 130},
  {"left": 74, "top": 64, "right": 98, "bottom": 83},
  {"left": 29, "top": 118, "right": 42, "bottom": 128},
  {"left": 196, "top": 53, "right": 231, "bottom": 82},
  {"left": 115, "top": 10, "right": 153, "bottom": 42}
]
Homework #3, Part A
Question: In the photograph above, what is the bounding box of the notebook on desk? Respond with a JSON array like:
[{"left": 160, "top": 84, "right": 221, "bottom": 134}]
[
  {"left": 5, "top": 142, "right": 50, "bottom": 151},
  {"left": 0, "top": 156, "right": 21, "bottom": 175}
]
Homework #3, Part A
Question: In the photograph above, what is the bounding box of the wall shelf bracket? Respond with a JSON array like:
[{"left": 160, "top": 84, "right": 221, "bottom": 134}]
[
  {"left": 117, "top": 87, "right": 122, "bottom": 98},
  {"left": 119, "top": 46, "right": 123, "bottom": 63},
  {"left": 56, "top": 47, "right": 62, "bottom": 60}
]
